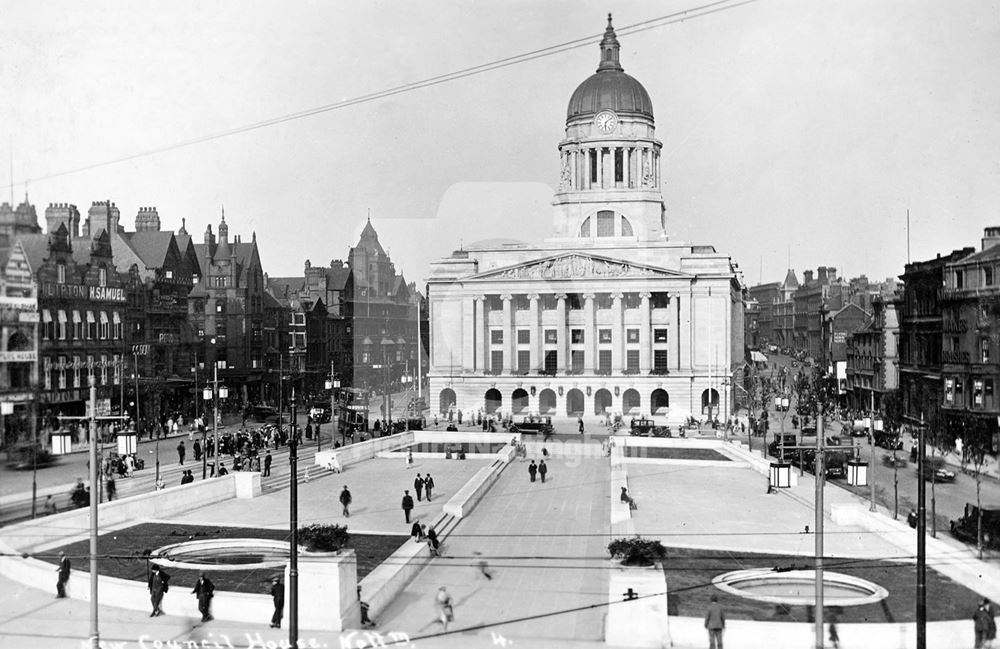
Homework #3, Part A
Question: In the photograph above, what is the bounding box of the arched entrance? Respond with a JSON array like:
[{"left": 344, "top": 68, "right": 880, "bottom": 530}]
[
  {"left": 439, "top": 388, "right": 456, "bottom": 414},
  {"left": 701, "top": 389, "right": 719, "bottom": 416},
  {"left": 566, "top": 388, "right": 585, "bottom": 416},
  {"left": 650, "top": 389, "right": 669, "bottom": 414},
  {"left": 594, "top": 389, "right": 612, "bottom": 415},
  {"left": 622, "top": 389, "right": 640, "bottom": 415},
  {"left": 538, "top": 389, "right": 556, "bottom": 414},
  {"left": 511, "top": 388, "right": 529, "bottom": 414},
  {"left": 485, "top": 388, "right": 502, "bottom": 414}
]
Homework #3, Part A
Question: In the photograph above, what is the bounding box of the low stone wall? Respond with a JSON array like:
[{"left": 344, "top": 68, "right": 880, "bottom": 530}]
[
  {"left": 443, "top": 456, "right": 508, "bottom": 519},
  {"left": 610, "top": 447, "right": 633, "bottom": 536},
  {"left": 315, "top": 432, "right": 413, "bottom": 470},
  {"left": 725, "top": 440, "right": 799, "bottom": 487},
  {"left": 359, "top": 535, "right": 432, "bottom": 618},
  {"left": 605, "top": 562, "right": 669, "bottom": 648}
]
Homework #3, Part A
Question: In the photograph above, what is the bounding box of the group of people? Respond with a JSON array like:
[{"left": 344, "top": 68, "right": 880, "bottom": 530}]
[
  {"left": 527, "top": 459, "right": 549, "bottom": 483},
  {"left": 409, "top": 519, "right": 441, "bottom": 556}
]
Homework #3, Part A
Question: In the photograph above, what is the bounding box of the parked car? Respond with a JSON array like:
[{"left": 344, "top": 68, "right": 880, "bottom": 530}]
[
  {"left": 510, "top": 416, "right": 553, "bottom": 436},
  {"left": 950, "top": 503, "right": 1000, "bottom": 549},
  {"left": 873, "top": 431, "right": 904, "bottom": 450},
  {"left": 920, "top": 457, "right": 956, "bottom": 483},
  {"left": 630, "top": 417, "right": 671, "bottom": 437},
  {"left": 250, "top": 405, "right": 283, "bottom": 422}
]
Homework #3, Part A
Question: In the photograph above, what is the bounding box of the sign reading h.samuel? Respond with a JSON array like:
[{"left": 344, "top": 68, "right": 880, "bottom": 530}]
[{"left": 41, "top": 282, "right": 126, "bottom": 303}]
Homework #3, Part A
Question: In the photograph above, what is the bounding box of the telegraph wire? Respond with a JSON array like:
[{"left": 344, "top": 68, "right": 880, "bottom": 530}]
[{"left": 4, "top": 0, "right": 760, "bottom": 190}]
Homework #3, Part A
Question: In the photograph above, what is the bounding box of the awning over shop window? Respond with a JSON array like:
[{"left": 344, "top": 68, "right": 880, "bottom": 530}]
[
  {"left": 112, "top": 311, "right": 121, "bottom": 324},
  {"left": 72, "top": 310, "right": 82, "bottom": 323},
  {"left": 57, "top": 310, "right": 68, "bottom": 323},
  {"left": 42, "top": 310, "right": 52, "bottom": 323},
  {"left": 86, "top": 311, "right": 96, "bottom": 323},
  {"left": 99, "top": 311, "right": 109, "bottom": 324},
  {"left": 751, "top": 351, "right": 768, "bottom": 363}
]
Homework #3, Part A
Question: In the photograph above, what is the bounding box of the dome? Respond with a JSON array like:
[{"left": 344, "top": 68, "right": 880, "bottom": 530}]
[{"left": 566, "top": 15, "right": 654, "bottom": 123}]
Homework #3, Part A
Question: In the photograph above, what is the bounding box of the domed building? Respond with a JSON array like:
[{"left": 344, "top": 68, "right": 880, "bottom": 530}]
[{"left": 426, "top": 16, "right": 744, "bottom": 423}]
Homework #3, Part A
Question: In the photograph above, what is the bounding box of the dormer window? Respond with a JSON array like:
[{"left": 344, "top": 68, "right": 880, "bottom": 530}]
[
  {"left": 57, "top": 264, "right": 66, "bottom": 284},
  {"left": 99, "top": 267, "right": 107, "bottom": 287}
]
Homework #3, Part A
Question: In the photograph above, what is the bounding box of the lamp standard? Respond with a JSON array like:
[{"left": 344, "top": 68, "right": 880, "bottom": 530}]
[
  {"left": 324, "top": 365, "right": 340, "bottom": 453},
  {"left": 202, "top": 362, "right": 228, "bottom": 475}
]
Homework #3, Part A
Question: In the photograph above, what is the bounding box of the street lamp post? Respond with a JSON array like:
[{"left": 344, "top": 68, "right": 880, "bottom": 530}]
[
  {"left": 289, "top": 383, "right": 300, "bottom": 646},
  {"left": 324, "top": 365, "right": 340, "bottom": 453},
  {"left": 202, "top": 362, "right": 228, "bottom": 476}
]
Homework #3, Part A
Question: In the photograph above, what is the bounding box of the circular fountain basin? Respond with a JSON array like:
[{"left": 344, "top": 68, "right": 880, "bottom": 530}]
[
  {"left": 712, "top": 569, "right": 888, "bottom": 607},
  {"left": 150, "top": 538, "right": 290, "bottom": 571}
]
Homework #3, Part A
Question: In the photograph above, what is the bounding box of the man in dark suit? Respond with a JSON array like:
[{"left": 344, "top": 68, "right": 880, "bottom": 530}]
[
  {"left": 56, "top": 552, "right": 70, "bottom": 598},
  {"left": 539, "top": 460, "right": 548, "bottom": 483},
  {"left": 402, "top": 490, "right": 414, "bottom": 524},
  {"left": 148, "top": 565, "right": 169, "bottom": 616},
  {"left": 270, "top": 576, "right": 284, "bottom": 628},
  {"left": 263, "top": 451, "right": 273, "bottom": 477},
  {"left": 424, "top": 474, "right": 435, "bottom": 501},
  {"left": 414, "top": 473, "right": 424, "bottom": 501},
  {"left": 192, "top": 572, "right": 215, "bottom": 622},
  {"left": 528, "top": 460, "right": 537, "bottom": 482}
]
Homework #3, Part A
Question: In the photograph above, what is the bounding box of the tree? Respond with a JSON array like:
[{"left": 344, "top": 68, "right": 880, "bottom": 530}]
[
  {"left": 881, "top": 390, "right": 905, "bottom": 520},
  {"left": 959, "top": 415, "right": 996, "bottom": 559}
]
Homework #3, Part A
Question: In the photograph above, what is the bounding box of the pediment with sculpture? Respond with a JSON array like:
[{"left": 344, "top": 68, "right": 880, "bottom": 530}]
[{"left": 471, "top": 254, "right": 683, "bottom": 281}]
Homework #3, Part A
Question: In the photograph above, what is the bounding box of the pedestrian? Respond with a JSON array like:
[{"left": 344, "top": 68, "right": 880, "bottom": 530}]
[
  {"left": 828, "top": 608, "right": 840, "bottom": 649},
  {"left": 427, "top": 526, "right": 440, "bottom": 556},
  {"left": 177, "top": 440, "right": 186, "bottom": 465},
  {"left": 424, "top": 474, "right": 435, "bottom": 501},
  {"left": 473, "top": 551, "right": 493, "bottom": 580},
  {"left": 148, "top": 564, "right": 169, "bottom": 616},
  {"left": 192, "top": 571, "right": 215, "bottom": 622},
  {"left": 539, "top": 460, "right": 548, "bottom": 483},
  {"left": 414, "top": 473, "right": 424, "bottom": 501},
  {"left": 44, "top": 495, "right": 58, "bottom": 516},
  {"left": 578, "top": 417, "right": 584, "bottom": 434},
  {"left": 704, "top": 594, "right": 725, "bottom": 649},
  {"left": 975, "top": 598, "right": 997, "bottom": 648},
  {"left": 106, "top": 475, "right": 117, "bottom": 501},
  {"left": 193, "top": 440, "right": 202, "bottom": 462},
  {"left": 56, "top": 552, "right": 70, "bottom": 598},
  {"left": 528, "top": 460, "right": 537, "bottom": 482},
  {"left": 339, "top": 485, "right": 352, "bottom": 517},
  {"left": 269, "top": 576, "right": 284, "bottom": 628},
  {"left": 358, "top": 585, "right": 376, "bottom": 628},
  {"left": 263, "top": 451, "right": 272, "bottom": 477},
  {"left": 402, "top": 490, "right": 415, "bottom": 524},
  {"left": 432, "top": 586, "right": 454, "bottom": 632},
  {"left": 411, "top": 519, "right": 425, "bottom": 541},
  {"left": 407, "top": 448, "right": 414, "bottom": 468}
]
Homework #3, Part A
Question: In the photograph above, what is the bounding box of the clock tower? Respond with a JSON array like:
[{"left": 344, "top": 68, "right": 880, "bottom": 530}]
[{"left": 551, "top": 14, "right": 666, "bottom": 242}]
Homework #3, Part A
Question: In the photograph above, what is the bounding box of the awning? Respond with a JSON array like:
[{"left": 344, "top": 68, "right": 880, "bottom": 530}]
[
  {"left": 86, "top": 311, "right": 95, "bottom": 323},
  {"left": 751, "top": 351, "right": 768, "bottom": 363},
  {"left": 99, "top": 311, "right": 109, "bottom": 324},
  {"left": 112, "top": 311, "right": 121, "bottom": 324},
  {"left": 57, "top": 310, "right": 67, "bottom": 323},
  {"left": 42, "top": 310, "right": 52, "bottom": 323},
  {"left": 72, "top": 310, "right": 82, "bottom": 323}
]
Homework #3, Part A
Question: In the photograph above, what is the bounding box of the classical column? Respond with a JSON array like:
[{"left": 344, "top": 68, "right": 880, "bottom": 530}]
[
  {"left": 556, "top": 294, "right": 568, "bottom": 373},
  {"left": 501, "top": 294, "right": 513, "bottom": 375},
  {"left": 583, "top": 293, "right": 596, "bottom": 373},
  {"left": 596, "top": 148, "right": 604, "bottom": 188},
  {"left": 570, "top": 150, "right": 578, "bottom": 190},
  {"left": 612, "top": 292, "right": 624, "bottom": 372},
  {"left": 639, "top": 292, "right": 652, "bottom": 373},
  {"left": 623, "top": 148, "right": 630, "bottom": 188},
  {"left": 529, "top": 294, "right": 540, "bottom": 373},
  {"left": 473, "top": 296, "right": 485, "bottom": 372}
]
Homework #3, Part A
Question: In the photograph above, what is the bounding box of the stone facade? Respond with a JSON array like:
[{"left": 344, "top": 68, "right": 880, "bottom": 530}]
[{"left": 426, "top": 19, "right": 743, "bottom": 423}]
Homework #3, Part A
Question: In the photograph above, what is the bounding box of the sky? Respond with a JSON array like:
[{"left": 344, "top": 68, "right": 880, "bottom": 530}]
[{"left": 2, "top": 0, "right": 998, "bottom": 287}]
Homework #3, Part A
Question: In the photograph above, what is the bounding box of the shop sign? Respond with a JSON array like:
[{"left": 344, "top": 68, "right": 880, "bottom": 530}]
[
  {"left": 0, "top": 392, "right": 34, "bottom": 402},
  {"left": 41, "top": 282, "right": 126, "bottom": 303},
  {"left": 0, "top": 351, "right": 36, "bottom": 362}
]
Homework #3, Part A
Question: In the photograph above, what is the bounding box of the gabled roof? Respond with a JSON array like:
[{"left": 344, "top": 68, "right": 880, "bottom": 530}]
[
  {"left": 262, "top": 291, "right": 283, "bottom": 310},
  {"left": 354, "top": 219, "right": 386, "bottom": 256},
  {"left": 326, "top": 266, "right": 351, "bottom": 290},
  {"left": 121, "top": 231, "right": 176, "bottom": 269},
  {"left": 782, "top": 269, "right": 799, "bottom": 289},
  {"left": 954, "top": 244, "right": 1000, "bottom": 265},
  {"left": 13, "top": 233, "right": 49, "bottom": 273}
]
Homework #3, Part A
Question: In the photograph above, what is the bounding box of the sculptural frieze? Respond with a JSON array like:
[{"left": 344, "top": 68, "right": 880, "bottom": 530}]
[{"left": 493, "top": 255, "right": 656, "bottom": 280}]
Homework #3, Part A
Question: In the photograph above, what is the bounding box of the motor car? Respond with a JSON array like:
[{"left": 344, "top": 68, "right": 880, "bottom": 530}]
[
  {"left": 630, "top": 417, "right": 671, "bottom": 437},
  {"left": 250, "top": 405, "right": 282, "bottom": 422},
  {"left": 882, "top": 454, "right": 908, "bottom": 469},
  {"left": 309, "top": 402, "right": 332, "bottom": 423},
  {"left": 950, "top": 503, "right": 1000, "bottom": 549},
  {"left": 767, "top": 433, "right": 798, "bottom": 460},
  {"left": 920, "top": 457, "right": 956, "bottom": 483},
  {"left": 873, "top": 431, "right": 904, "bottom": 450},
  {"left": 509, "top": 416, "right": 553, "bottom": 436}
]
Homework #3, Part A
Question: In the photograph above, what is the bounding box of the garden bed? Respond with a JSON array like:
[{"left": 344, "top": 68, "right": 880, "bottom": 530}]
[
  {"left": 624, "top": 447, "right": 731, "bottom": 461},
  {"left": 664, "top": 546, "right": 980, "bottom": 622},
  {"left": 41, "top": 522, "right": 407, "bottom": 594}
]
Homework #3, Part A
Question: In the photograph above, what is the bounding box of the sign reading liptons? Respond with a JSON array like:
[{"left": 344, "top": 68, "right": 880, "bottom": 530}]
[{"left": 41, "top": 282, "right": 126, "bottom": 303}]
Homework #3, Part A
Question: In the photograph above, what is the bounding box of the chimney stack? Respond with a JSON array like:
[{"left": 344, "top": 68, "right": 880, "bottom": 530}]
[{"left": 982, "top": 227, "right": 1000, "bottom": 251}]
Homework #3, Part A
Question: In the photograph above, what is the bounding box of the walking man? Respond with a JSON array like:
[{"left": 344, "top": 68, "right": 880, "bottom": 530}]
[
  {"left": 263, "top": 451, "right": 272, "bottom": 477},
  {"left": 430, "top": 586, "right": 454, "bottom": 632},
  {"left": 402, "top": 490, "right": 414, "bottom": 524},
  {"left": 339, "top": 485, "right": 352, "bottom": 517},
  {"left": 193, "top": 440, "right": 202, "bottom": 462},
  {"left": 177, "top": 440, "right": 186, "bottom": 465},
  {"left": 414, "top": 473, "right": 424, "bottom": 501},
  {"left": 704, "top": 594, "right": 725, "bottom": 649},
  {"left": 269, "top": 576, "right": 284, "bottom": 628},
  {"left": 539, "top": 460, "right": 548, "bottom": 483},
  {"left": 56, "top": 552, "right": 70, "bottom": 598},
  {"left": 192, "top": 571, "right": 215, "bottom": 622},
  {"left": 424, "top": 474, "right": 435, "bottom": 501},
  {"left": 974, "top": 598, "right": 996, "bottom": 648},
  {"left": 473, "top": 551, "right": 493, "bottom": 580},
  {"left": 528, "top": 460, "right": 537, "bottom": 482},
  {"left": 578, "top": 417, "right": 584, "bottom": 434},
  {"left": 106, "top": 475, "right": 117, "bottom": 501},
  {"left": 148, "top": 564, "right": 169, "bottom": 616}
]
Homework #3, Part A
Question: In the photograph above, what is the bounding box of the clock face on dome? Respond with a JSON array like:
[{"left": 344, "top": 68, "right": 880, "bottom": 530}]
[{"left": 594, "top": 111, "right": 618, "bottom": 133}]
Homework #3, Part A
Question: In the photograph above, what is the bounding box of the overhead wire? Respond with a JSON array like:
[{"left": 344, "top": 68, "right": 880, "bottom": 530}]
[{"left": 4, "top": 0, "right": 760, "bottom": 190}]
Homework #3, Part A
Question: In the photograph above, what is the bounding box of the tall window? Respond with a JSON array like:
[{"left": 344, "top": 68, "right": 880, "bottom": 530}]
[
  {"left": 73, "top": 356, "right": 81, "bottom": 388},
  {"left": 72, "top": 311, "right": 82, "bottom": 340},
  {"left": 58, "top": 356, "right": 67, "bottom": 389},
  {"left": 517, "top": 350, "right": 531, "bottom": 374},
  {"left": 654, "top": 328, "right": 668, "bottom": 343},
  {"left": 598, "top": 350, "right": 612, "bottom": 374},
  {"left": 597, "top": 211, "right": 615, "bottom": 237},
  {"left": 490, "top": 350, "right": 504, "bottom": 373},
  {"left": 653, "top": 350, "right": 669, "bottom": 373},
  {"left": 571, "top": 350, "right": 585, "bottom": 373},
  {"left": 57, "top": 311, "right": 67, "bottom": 340},
  {"left": 627, "top": 328, "right": 640, "bottom": 343},
  {"left": 490, "top": 330, "right": 503, "bottom": 344},
  {"left": 599, "top": 329, "right": 612, "bottom": 344},
  {"left": 614, "top": 149, "right": 623, "bottom": 183},
  {"left": 626, "top": 350, "right": 640, "bottom": 373},
  {"left": 517, "top": 330, "right": 530, "bottom": 345},
  {"left": 113, "top": 354, "right": 121, "bottom": 385},
  {"left": 982, "top": 338, "right": 990, "bottom": 363},
  {"left": 986, "top": 267, "right": 995, "bottom": 286},
  {"left": 956, "top": 270, "right": 964, "bottom": 289},
  {"left": 544, "top": 350, "right": 558, "bottom": 373},
  {"left": 101, "top": 354, "right": 108, "bottom": 385},
  {"left": 99, "top": 267, "right": 107, "bottom": 287},
  {"left": 57, "top": 264, "right": 66, "bottom": 284},
  {"left": 566, "top": 293, "right": 583, "bottom": 310}
]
